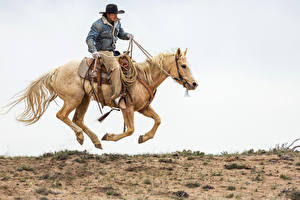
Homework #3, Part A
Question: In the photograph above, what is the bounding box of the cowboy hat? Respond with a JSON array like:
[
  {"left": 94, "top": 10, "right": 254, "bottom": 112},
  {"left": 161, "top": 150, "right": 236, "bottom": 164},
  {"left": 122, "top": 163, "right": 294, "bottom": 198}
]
[{"left": 99, "top": 4, "right": 125, "bottom": 14}]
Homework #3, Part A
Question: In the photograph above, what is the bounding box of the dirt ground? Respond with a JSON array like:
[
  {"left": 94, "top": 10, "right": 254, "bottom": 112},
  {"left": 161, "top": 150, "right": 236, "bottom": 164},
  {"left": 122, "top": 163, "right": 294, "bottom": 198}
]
[{"left": 0, "top": 149, "right": 299, "bottom": 200}]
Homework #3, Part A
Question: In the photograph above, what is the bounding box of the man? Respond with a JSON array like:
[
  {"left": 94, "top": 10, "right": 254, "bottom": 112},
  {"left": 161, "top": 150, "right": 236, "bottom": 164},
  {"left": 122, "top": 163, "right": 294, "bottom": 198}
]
[{"left": 86, "top": 4, "right": 133, "bottom": 106}]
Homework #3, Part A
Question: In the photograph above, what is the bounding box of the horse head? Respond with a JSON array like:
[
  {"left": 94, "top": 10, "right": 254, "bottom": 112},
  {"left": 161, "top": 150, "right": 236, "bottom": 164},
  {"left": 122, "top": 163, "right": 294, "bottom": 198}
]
[{"left": 169, "top": 48, "right": 198, "bottom": 90}]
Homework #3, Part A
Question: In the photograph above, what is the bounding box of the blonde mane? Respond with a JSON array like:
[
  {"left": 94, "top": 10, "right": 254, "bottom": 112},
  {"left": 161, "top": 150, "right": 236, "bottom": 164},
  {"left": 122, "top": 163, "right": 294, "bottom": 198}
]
[{"left": 134, "top": 52, "right": 174, "bottom": 84}]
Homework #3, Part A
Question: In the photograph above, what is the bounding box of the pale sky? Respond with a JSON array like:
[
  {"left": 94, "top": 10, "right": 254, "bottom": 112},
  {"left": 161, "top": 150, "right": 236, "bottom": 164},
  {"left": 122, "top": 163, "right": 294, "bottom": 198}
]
[{"left": 0, "top": 0, "right": 299, "bottom": 156}]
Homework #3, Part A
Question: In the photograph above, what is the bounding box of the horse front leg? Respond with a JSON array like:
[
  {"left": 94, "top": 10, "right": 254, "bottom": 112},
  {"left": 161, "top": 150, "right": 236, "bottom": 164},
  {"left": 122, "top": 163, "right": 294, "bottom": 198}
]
[
  {"left": 138, "top": 105, "right": 161, "bottom": 144},
  {"left": 101, "top": 106, "right": 134, "bottom": 142}
]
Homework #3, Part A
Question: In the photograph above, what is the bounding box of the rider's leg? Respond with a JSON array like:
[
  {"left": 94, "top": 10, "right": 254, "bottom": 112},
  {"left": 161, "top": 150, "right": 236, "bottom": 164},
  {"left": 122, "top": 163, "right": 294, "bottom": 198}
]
[
  {"left": 110, "top": 67, "right": 122, "bottom": 101},
  {"left": 98, "top": 51, "right": 122, "bottom": 106}
]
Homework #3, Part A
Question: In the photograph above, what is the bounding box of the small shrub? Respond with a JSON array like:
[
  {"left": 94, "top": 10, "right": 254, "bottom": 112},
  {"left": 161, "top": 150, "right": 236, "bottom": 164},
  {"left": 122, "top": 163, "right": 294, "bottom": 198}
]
[
  {"left": 58, "top": 162, "right": 66, "bottom": 170},
  {"left": 185, "top": 182, "right": 200, "bottom": 188},
  {"left": 202, "top": 185, "right": 214, "bottom": 190},
  {"left": 35, "top": 187, "right": 49, "bottom": 195},
  {"left": 95, "top": 155, "right": 107, "bottom": 163},
  {"left": 225, "top": 163, "right": 251, "bottom": 170},
  {"left": 225, "top": 193, "right": 234, "bottom": 198},
  {"left": 280, "top": 174, "right": 291, "bottom": 180},
  {"left": 52, "top": 152, "right": 68, "bottom": 160},
  {"left": 280, "top": 188, "right": 300, "bottom": 200},
  {"left": 211, "top": 171, "right": 222, "bottom": 176},
  {"left": 1, "top": 176, "right": 8, "bottom": 181},
  {"left": 158, "top": 158, "right": 173, "bottom": 163},
  {"left": 143, "top": 179, "right": 151, "bottom": 185},
  {"left": 295, "top": 162, "right": 300, "bottom": 166},
  {"left": 174, "top": 190, "right": 189, "bottom": 198},
  {"left": 187, "top": 156, "right": 195, "bottom": 160},
  {"left": 39, "top": 174, "right": 49, "bottom": 180},
  {"left": 72, "top": 158, "right": 87, "bottom": 164},
  {"left": 99, "top": 186, "right": 121, "bottom": 197},
  {"left": 253, "top": 174, "right": 264, "bottom": 182},
  {"left": 227, "top": 186, "right": 236, "bottom": 191},
  {"left": 99, "top": 170, "right": 107, "bottom": 175},
  {"left": 17, "top": 165, "right": 34, "bottom": 172},
  {"left": 0, "top": 185, "right": 8, "bottom": 190},
  {"left": 105, "top": 154, "right": 124, "bottom": 161},
  {"left": 286, "top": 190, "right": 300, "bottom": 200},
  {"left": 161, "top": 166, "right": 174, "bottom": 171},
  {"left": 53, "top": 182, "right": 62, "bottom": 189}
]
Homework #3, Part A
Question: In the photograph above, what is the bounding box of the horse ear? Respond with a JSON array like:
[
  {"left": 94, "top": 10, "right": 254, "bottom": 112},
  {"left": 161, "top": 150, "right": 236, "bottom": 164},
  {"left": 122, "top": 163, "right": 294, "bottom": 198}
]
[
  {"left": 184, "top": 48, "right": 188, "bottom": 56},
  {"left": 176, "top": 48, "right": 181, "bottom": 57}
]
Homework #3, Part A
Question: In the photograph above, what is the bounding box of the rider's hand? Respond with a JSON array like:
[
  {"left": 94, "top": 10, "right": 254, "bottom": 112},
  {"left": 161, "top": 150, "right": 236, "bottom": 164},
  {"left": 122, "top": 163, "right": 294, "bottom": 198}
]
[
  {"left": 92, "top": 52, "right": 100, "bottom": 59},
  {"left": 127, "top": 33, "right": 134, "bottom": 40}
]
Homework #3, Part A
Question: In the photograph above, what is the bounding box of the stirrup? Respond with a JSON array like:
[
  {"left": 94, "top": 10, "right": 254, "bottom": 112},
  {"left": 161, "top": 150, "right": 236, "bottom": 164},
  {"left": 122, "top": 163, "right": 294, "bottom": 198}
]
[{"left": 112, "top": 97, "right": 126, "bottom": 109}]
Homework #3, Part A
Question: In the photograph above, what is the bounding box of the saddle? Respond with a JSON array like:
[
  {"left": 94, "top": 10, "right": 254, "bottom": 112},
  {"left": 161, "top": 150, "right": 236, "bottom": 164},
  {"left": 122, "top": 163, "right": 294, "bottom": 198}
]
[
  {"left": 77, "top": 54, "right": 132, "bottom": 83},
  {"left": 78, "top": 54, "right": 135, "bottom": 108},
  {"left": 77, "top": 57, "right": 110, "bottom": 83}
]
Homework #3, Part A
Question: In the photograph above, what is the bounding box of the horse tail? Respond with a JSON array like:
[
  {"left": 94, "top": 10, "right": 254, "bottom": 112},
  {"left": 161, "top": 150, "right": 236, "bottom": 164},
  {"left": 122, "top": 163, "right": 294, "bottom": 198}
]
[{"left": 5, "top": 69, "right": 58, "bottom": 125}]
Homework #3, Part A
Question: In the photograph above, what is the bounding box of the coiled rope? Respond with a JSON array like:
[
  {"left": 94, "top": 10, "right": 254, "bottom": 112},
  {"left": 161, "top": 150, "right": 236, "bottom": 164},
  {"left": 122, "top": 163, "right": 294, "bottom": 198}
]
[{"left": 119, "top": 54, "right": 137, "bottom": 87}]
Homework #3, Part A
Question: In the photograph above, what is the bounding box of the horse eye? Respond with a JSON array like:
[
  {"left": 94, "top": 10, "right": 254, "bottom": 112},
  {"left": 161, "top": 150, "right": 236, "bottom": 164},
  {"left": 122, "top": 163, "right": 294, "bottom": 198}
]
[{"left": 181, "top": 64, "right": 186, "bottom": 69}]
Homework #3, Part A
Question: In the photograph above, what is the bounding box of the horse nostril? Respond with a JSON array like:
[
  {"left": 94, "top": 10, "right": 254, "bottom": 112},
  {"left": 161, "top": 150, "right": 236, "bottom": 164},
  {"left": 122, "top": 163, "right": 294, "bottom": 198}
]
[{"left": 192, "top": 82, "right": 198, "bottom": 87}]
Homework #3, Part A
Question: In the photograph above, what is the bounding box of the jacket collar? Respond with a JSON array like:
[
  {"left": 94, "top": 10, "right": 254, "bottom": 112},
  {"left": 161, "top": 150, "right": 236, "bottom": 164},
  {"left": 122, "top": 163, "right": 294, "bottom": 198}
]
[{"left": 101, "top": 16, "right": 119, "bottom": 27}]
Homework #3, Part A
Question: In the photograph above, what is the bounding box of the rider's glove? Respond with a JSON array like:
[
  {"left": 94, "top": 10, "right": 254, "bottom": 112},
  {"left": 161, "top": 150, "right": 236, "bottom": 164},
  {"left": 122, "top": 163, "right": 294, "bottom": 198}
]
[
  {"left": 92, "top": 52, "right": 100, "bottom": 59},
  {"left": 127, "top": 33, "right": 134, "bottom": 40}
]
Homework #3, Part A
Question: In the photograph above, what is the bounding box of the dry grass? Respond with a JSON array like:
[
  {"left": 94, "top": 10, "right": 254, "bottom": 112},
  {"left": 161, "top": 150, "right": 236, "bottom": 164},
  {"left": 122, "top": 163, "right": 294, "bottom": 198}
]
[{"left": 0, "top": 149, "right": 299, "bottom": 200}]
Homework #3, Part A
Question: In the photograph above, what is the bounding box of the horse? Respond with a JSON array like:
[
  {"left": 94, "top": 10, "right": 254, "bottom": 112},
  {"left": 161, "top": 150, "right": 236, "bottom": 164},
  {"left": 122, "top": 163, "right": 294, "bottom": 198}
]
[{"left": 6, "top": 48, "right": 198, "bottom": 150}]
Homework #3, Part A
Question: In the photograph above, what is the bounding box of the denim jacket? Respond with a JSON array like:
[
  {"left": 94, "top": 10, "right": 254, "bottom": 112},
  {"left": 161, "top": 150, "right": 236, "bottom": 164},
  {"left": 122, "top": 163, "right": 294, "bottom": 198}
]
[{"left": 86, "top": 16, "right": 130, "bottom": 53}]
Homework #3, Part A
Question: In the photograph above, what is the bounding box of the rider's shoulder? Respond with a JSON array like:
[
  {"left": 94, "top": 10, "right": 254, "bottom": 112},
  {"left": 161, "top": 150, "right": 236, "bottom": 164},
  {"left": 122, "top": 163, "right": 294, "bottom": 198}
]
[
  {"left": 92, "top": 18, "right": 104, "bottom": 30},
  {"left": 93, "top": 18, "right": 104, "bottom": 25}
]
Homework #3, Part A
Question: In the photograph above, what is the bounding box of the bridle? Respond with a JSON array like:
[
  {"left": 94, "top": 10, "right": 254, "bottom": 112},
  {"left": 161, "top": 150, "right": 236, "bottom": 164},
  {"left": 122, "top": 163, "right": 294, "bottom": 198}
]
[{"left": 173, "top": 55, "right": 192, "bottom": 89}]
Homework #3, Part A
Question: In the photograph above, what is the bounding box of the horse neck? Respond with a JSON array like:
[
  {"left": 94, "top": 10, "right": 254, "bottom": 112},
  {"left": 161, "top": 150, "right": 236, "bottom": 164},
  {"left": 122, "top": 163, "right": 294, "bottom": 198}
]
[{"left": 150, "top": 54, "right": 174, "bottom": 90}]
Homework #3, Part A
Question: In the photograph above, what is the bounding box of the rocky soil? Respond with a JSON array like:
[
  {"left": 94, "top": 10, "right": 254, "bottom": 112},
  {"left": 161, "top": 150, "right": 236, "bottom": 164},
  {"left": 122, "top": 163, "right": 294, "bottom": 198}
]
[{"left": 0, "top": 149, "right": 299, "bottom": 200}]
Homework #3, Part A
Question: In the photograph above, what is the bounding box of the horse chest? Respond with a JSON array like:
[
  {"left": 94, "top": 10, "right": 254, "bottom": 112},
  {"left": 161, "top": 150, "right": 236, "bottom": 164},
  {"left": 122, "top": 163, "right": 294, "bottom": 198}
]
[{"left": 129, "top": 84, "right": 152, "bottom": 111}]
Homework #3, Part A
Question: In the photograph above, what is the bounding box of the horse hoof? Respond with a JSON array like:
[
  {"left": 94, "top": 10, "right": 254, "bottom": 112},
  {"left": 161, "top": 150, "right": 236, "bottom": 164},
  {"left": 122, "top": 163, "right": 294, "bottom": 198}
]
[
  {"left": 76, "top": 133, "right": 84, "bottom": 145},
  {"left": 138, "top": 135, "right": 144, "bottom": 144},
  {"left": 77, "top": 137, "right": 84, "bottom": 145},
  {"left": 102, "top": 133, "right": 108, "bottom": 141},
  {"left": 95, "top": 143, "right": 103, "bottom": 150}
]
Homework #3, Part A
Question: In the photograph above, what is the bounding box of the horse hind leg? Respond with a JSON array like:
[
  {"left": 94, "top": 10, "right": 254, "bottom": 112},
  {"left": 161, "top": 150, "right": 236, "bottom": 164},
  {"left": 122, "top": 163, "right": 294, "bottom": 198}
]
[
  {"left": 138, "top": 105, "right": 161, "bottom": 144},
  {"left": 56, "top": 100, "right": 85, "bottom": 144},
  {"left": 72, "top": 95, "right": 102, "bottom": 149}
]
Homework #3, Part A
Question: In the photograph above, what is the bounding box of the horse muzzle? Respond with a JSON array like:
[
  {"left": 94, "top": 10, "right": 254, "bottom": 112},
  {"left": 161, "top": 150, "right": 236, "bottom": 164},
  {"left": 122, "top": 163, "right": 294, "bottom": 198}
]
[{"left": 185, "top": 80, "right": 198, "bottom": 90}]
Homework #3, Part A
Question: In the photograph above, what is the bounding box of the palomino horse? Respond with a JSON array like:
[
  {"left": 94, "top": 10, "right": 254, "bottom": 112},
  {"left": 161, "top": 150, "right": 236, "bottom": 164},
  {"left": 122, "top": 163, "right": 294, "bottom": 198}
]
[{"left": 7, "top": 48, "right": 197, "bottom": 149}]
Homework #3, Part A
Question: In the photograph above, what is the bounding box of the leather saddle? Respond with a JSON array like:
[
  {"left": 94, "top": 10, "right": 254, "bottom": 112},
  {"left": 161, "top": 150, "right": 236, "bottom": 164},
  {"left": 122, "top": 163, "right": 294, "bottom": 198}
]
[
  {"left": 78, "top": 54, "right": 132, "bottom": 83},
  {"left": 85, "top": 57, "right": 110, "bottom": 84}
]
